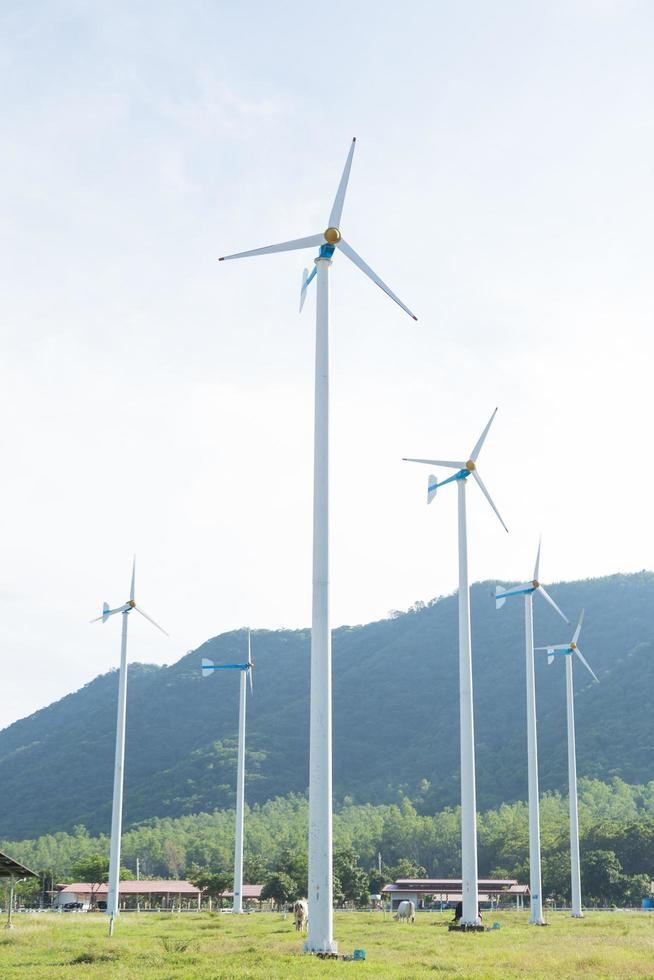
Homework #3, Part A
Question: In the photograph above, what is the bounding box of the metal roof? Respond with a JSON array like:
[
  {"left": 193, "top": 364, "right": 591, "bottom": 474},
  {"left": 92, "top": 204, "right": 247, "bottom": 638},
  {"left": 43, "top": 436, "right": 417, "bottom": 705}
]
[
  {"left": 219, "top": 885, "right": 263, "bottom": 899},
  {"left": 0, "top": 850, "right": 38, "bottom": 879},
  {"left": 382, "top": 877, "right": 528, "bottom": 895},
  {"left": 57, "top": 880, "right": 200, "bottom": 895}
]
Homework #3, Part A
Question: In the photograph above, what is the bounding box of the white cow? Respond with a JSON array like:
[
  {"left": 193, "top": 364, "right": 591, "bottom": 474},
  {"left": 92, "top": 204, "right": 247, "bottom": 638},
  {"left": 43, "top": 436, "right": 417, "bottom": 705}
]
[
  {"left": 394, "top": 899, "right": 416, "bottom": 923},
  {"left": 293, "top": 898, "right": 309, "bottom": 932}
]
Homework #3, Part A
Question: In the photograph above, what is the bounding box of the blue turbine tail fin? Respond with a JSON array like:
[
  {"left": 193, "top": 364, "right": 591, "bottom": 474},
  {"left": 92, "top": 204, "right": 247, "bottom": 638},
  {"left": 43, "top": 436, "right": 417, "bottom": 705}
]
[{"left": 300, "top": 265, "right": 317, "bottom": 312}]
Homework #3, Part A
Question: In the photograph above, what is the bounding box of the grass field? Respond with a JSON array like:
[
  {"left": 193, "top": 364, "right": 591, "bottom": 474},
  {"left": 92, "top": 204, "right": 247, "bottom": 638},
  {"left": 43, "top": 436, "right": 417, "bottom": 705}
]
[{"left": 0, "top": 910, "right": 653, "bottom": 979}]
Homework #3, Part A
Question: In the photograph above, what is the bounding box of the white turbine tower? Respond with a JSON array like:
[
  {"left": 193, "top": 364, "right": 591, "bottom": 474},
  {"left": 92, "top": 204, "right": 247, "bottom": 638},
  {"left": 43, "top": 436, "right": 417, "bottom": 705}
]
[
  {"left": 404, "top": 409, "right": 507, "bottom": 927},
  {"left": 536, "top": 611, "right": 599, "bottom": 917},
  {"left": 495, "top": 539, "right": 569, "bottom": 925},
  {"left": 90, "top": 558, "right": 167, "bottom": 935},
  {"left": 201, "top": 630, "right": 254, "bottom": 914},
  {"left": 220, "top": 139, "right": 416, "bottom": 953}
]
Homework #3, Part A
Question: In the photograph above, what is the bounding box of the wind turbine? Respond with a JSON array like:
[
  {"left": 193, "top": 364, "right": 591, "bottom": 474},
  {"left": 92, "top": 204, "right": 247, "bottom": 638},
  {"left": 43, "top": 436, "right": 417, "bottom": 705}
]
[
  {"left": 220, "top": 139, "right": 416, "bottom": 953},
  {"left": 90, "top": 558, "right": 167, "bottom": 935},
  {"left": 495, "top": 539, "right": 569, "bottom": 925},
  {"left": 536, "top": 611, "right": 598, "bottom": 917},
  {"left": 404, "top": 408, "right": 507, "bottom": 927},
  {"left": 201, "top": 630, "right": 254, "bottom": 914}
]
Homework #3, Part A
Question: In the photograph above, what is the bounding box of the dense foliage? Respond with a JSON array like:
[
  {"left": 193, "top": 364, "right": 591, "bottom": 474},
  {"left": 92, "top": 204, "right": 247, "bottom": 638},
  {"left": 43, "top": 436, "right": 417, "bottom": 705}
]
[
  {"left": 3, "top": 778, "right": 654, "bottom": 908},
  {"left": 0, "top": 571, "right": 652, "bottom": 840}
]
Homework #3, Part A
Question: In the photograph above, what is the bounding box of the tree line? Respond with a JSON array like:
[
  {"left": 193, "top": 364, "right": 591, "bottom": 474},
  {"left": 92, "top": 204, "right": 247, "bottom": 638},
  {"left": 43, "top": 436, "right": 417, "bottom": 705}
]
[{"left": 3, "top": 777, "right": 653, "bottom": 908}]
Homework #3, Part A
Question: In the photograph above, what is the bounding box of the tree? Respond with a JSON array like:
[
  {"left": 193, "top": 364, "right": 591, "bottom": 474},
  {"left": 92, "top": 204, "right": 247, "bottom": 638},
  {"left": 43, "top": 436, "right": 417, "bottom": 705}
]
[
  {"left": 388, "top": 857, "right": 427, "bottom": 880},
  {"left": 187, "top": 864, "right": 231, "bottom": 907},
  {"left": 367, "top": 867, "right": 387, "bottom": 896},
  {"left": 261, "top": 872, "right": 298, "bottom": 909},
  {"left": 581, "top": 850, "right": 623, "bottom": 906},
  {"left": 69, "top": 855, "right": 134, "bottom": 909},
  {"left": 243, "top": 854, "right": 269, "bottom": 886},
  {"left": 333, "top": 845, "right": 369, "bottom": 907},
  {"left": 617, "top": 873, "right": 651, "bottom": 907},
  {"left": 273, "top": 847, "right": 308, "bottom": 896},
  {"left": 541, "top": 852, "right": 571, "bottom": 903},
  {"left": 69, "top": 855, "right": 108, "bottom": 910}
]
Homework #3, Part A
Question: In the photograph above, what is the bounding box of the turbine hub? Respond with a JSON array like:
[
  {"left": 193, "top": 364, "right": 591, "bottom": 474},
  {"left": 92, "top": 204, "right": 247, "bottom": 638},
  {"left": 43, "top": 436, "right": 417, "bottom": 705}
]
[
  {"left": 324, "top": 227, "right": 341, "bottom": 244},
  {"left": 570, "top": 642, "right": 577, "bottom": 650},
  {"left": 128, "top": 599, "right": 136, "bottom": 608},
  {"left": 465, "top": 460, "right": 476, "bottom": 472},
  {"left": 532, "top": 580, "right": 540, "bottom": 589}
]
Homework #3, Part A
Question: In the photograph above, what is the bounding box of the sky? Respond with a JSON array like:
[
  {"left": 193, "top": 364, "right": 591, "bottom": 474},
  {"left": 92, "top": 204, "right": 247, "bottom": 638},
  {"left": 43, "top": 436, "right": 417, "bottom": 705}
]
[{"left": 1, "top": 0, "right": 653, "bottom": 729}]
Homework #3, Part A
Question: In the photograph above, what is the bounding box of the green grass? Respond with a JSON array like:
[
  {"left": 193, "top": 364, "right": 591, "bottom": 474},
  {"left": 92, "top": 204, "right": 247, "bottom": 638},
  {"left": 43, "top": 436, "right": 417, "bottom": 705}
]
[{"left": 0, "top": 910, "right": 653, "bottom": 978}]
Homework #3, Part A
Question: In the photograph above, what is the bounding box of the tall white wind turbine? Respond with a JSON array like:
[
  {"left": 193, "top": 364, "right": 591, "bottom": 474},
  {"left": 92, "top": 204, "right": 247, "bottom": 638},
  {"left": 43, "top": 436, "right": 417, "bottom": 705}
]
[
  {"left": 495, "top": 539, "right": 569, "bottom": 925},
  {"left": 536, "top": 611, "right": 599, "bottom": 917},
  {"left": 90, "top": 558, "right": 168, "bottom": 935},
  {"left": 201, "top": 630, "right": 254, "bottom": 914},
  {"left": 404, "top": 409, "right": 507, "bottom": 927},
  {"left": 220, "top": 139, "right": 416, "bottom": 953}
]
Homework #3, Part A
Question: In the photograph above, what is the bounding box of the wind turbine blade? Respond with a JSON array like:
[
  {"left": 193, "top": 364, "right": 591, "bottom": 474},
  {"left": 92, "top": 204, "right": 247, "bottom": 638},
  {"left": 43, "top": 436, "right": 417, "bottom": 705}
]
[
  {"left": 572, "top": 610, "right": 585, "bottom": 645},
  {"left": 428, "top": 475, "right": 438, "bottom": 504},
  {"left": 219, "top": 233, "right": 324, "bottom": 262},
  {"left": 337, "top": 239, "right": 417, "bottom": 320},
  {"left": 328, "top": 137, "right": 356, "bottom": 228},
  {"left": 575, "top": 647, "right": 600, "bottom": 684},
  {"left": 534, "top": 536, "right": 542, "bottom": 582},
  {"left": 536, "top": 644, "right": 569, "bottom": 651},
  {"left": 536, "top": 586, "right": 570, "bottom": 625},
  {"left": 130, "top": 556, "right": 136, "bottom": 603},
  {"left": 201, "top": 658, "right": 215, "bottom": 677},
  {"left": 471, "top": 469, "right": 508, "bottom": 532},
  {"left": 547, "top": 654, "right": 555, "bottom": 665},
  {"left": 403, "top": 458, "right": 465, "bottom": 469},
  {"left": 495, "top": 586, "right": 506, "bottom": 610},
  {"left": 469, "top": 407, "right": 498, "bottom": 462},
  {"left": 248, "top": 665, "right": 253, "bottom": 694},
  {"left": 134, "top": 605, "right": 169, "bottom": 636}
]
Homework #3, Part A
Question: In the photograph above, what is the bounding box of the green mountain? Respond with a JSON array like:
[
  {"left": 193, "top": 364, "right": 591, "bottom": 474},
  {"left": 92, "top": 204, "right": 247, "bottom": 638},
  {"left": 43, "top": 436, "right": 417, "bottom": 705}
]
[{"left": 1, "top": 572, "right": 652, "bottom": 840}]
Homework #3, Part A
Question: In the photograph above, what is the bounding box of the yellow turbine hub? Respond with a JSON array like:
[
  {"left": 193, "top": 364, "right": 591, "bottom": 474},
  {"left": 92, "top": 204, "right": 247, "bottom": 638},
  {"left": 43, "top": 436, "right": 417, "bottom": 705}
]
[
  {"left": 570, "top": 642, "right": 577, "bottom": 650},
  {"left": 532, "top": 580, "right": 540, "bottom": 589},
  {"left": 465, "top": 460, "right": 476, "bottom": 471},
  {"left": 128, "top": 599, "right": 136, "bottom": 608},
  {"left": 324, "top": 227, "right": 341, "bottom": 244}
]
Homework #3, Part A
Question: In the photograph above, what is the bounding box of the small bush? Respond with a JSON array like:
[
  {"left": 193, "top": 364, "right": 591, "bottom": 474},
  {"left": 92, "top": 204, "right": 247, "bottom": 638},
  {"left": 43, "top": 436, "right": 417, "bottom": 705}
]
[
  {"left": 159, "top": 936, "right": 198, "bottom": 953},
  {"left": 70, "top": 950, "right": 119, "bottom": 964}
]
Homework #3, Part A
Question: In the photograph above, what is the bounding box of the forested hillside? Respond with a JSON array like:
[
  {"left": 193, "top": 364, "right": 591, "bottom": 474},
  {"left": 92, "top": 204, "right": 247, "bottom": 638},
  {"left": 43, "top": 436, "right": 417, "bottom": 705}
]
[{"left": 0, "top": 572, "right": 652, "bottom": 840}]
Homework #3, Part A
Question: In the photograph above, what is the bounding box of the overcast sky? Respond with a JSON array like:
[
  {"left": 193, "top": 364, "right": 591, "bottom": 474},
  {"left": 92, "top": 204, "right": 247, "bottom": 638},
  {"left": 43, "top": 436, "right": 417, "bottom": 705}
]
[{"left": 1, "top": 0, "right": 653, "bottom": 729}]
